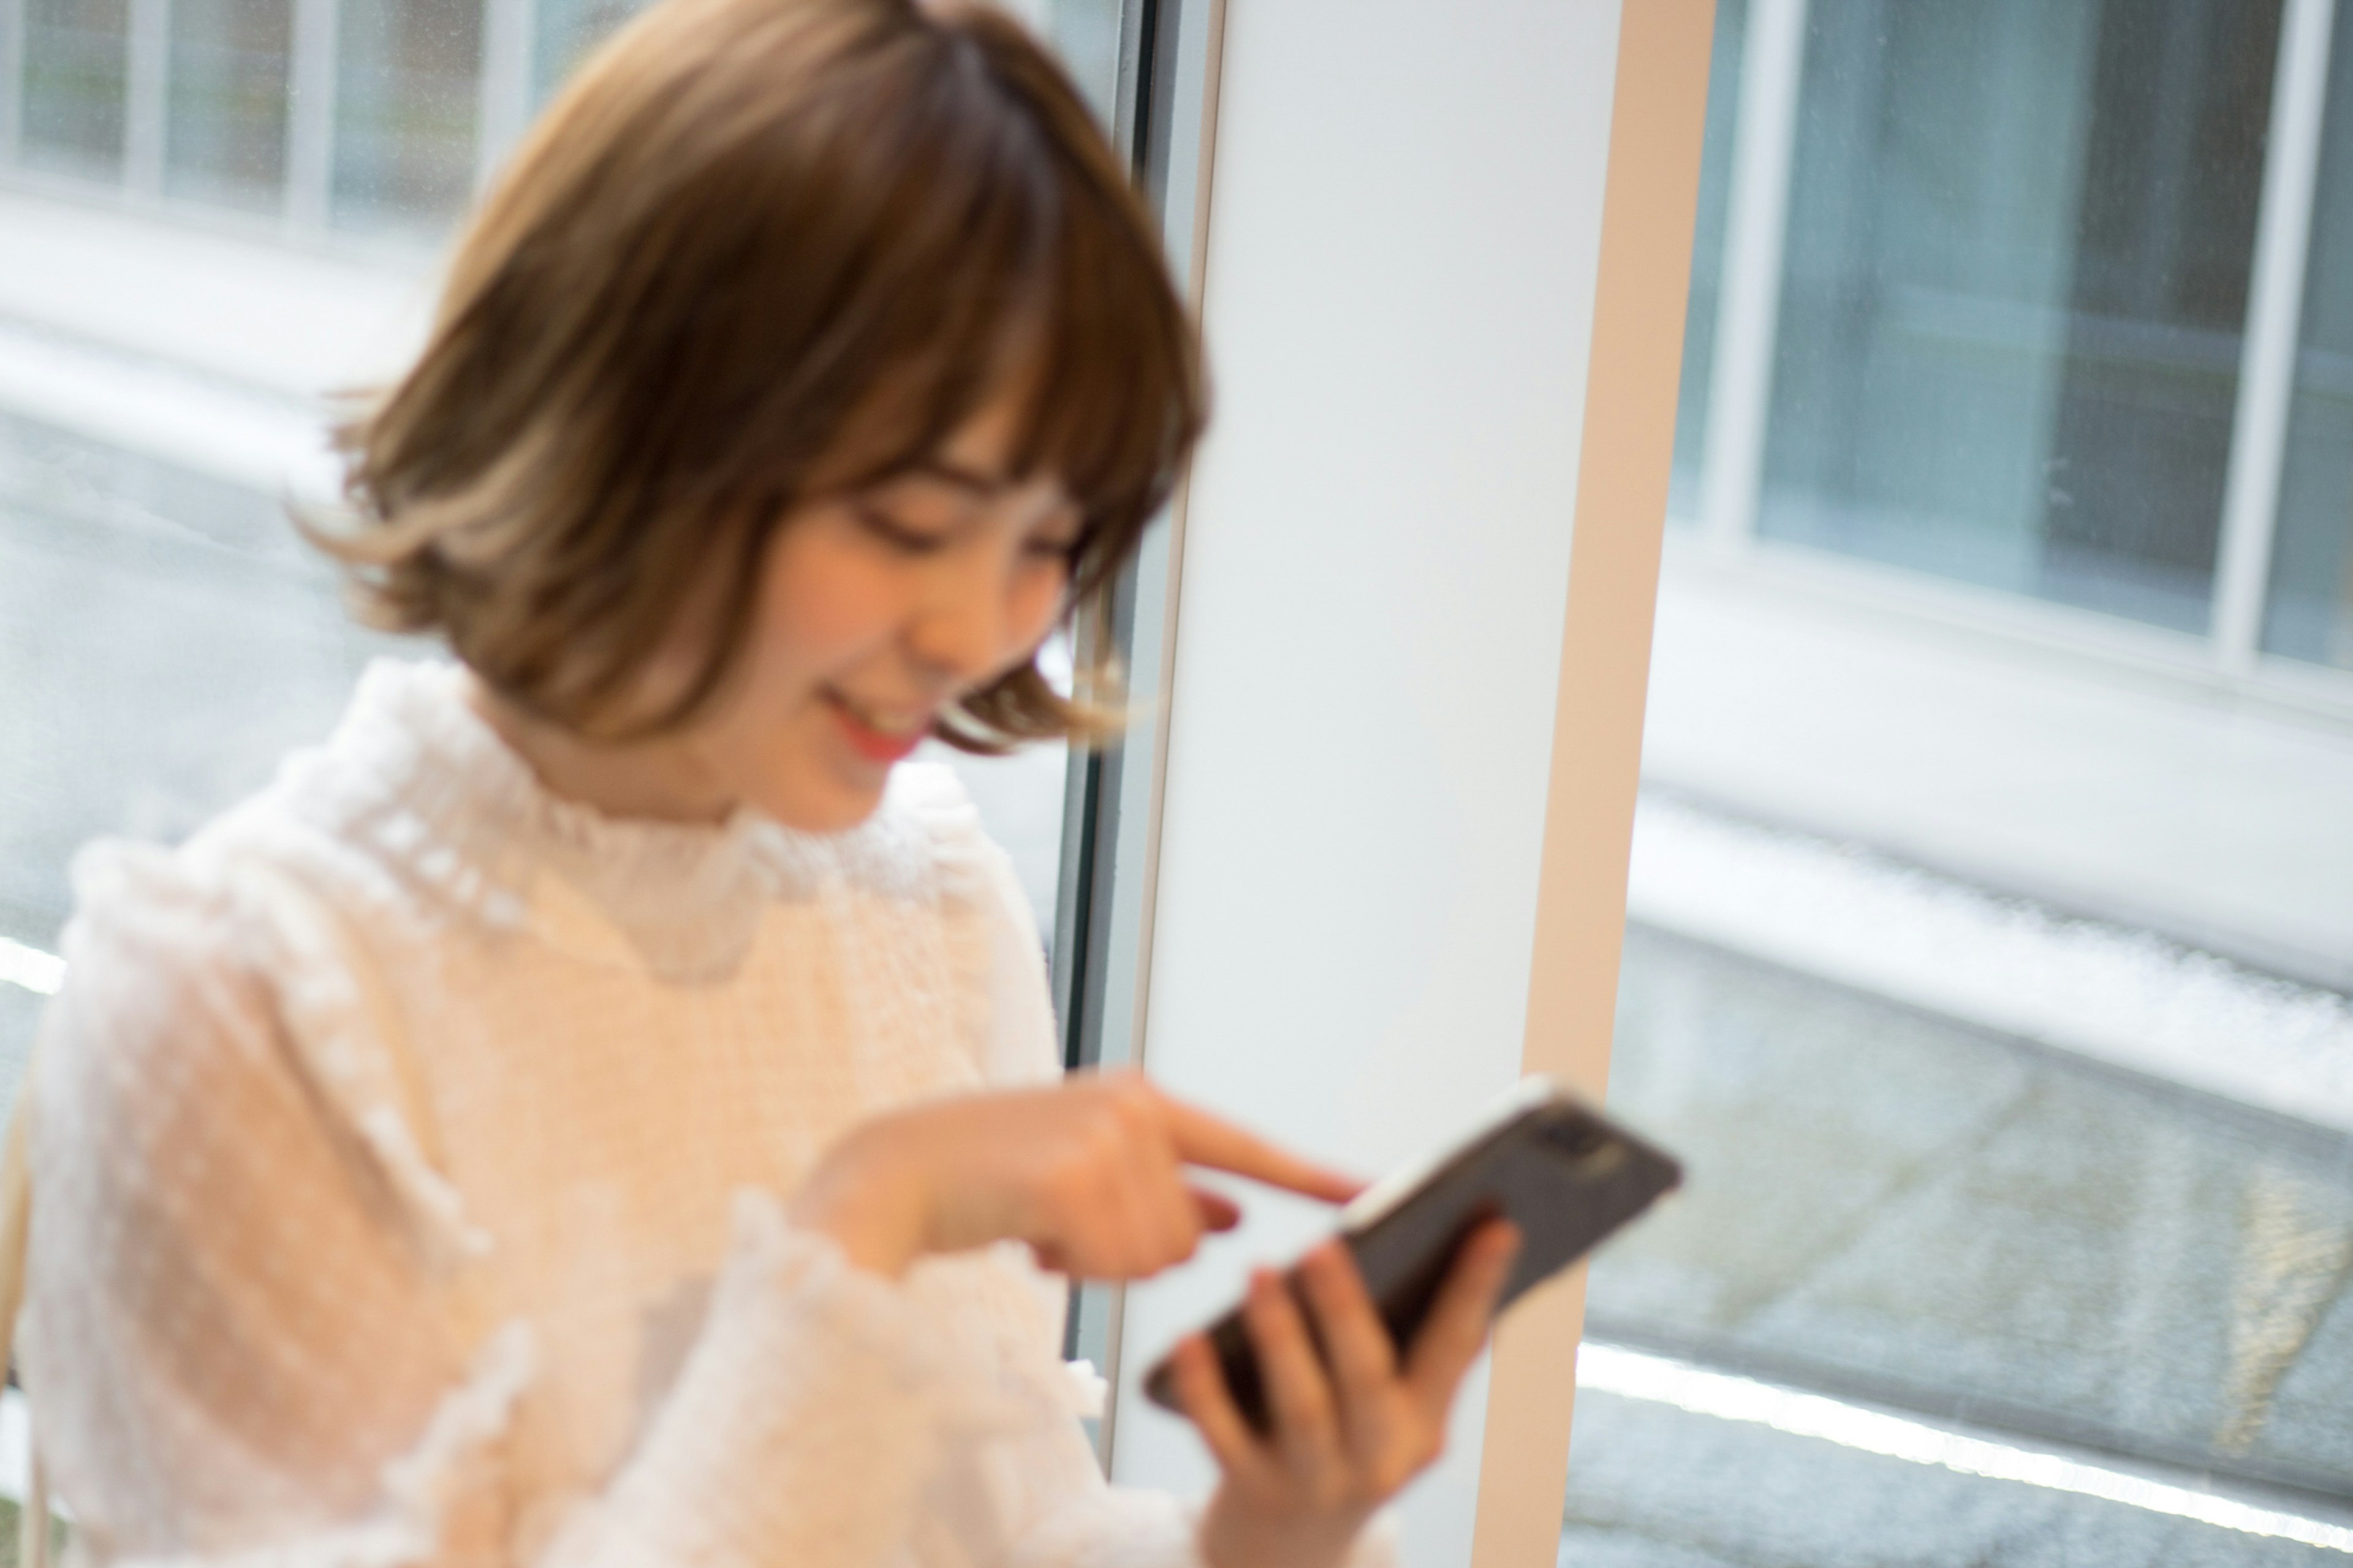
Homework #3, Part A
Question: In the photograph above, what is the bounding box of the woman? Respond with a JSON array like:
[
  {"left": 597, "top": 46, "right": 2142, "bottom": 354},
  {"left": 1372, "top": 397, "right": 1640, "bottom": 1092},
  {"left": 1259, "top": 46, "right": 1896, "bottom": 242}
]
[{"left": 19, "top": 1, "right": 1518, "bottom": 1564}]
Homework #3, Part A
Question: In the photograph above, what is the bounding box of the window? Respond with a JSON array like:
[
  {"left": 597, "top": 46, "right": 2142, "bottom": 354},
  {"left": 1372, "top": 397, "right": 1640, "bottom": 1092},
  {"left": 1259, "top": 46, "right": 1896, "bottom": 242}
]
[
  {"left": 2272, "top": 7, "right": 2353, "bottom": 671},
  {"left": 1581, "top": 0, "right": 2353, "bottom": 1558},
  {"left": 166, "top": 0, "right": 292, "bottom": 209},
  {"left": 1764, "top": 0, "right": 2274, "bottom": 632},
  {"left": 332, "top": 0, "right": 480, "bottom": 232},
  {"left": 20, "top": 0, "right": 130, "bottom": 178},
  {"left": 1673, "top": 0, "right": 2353, "bottom": 691}
]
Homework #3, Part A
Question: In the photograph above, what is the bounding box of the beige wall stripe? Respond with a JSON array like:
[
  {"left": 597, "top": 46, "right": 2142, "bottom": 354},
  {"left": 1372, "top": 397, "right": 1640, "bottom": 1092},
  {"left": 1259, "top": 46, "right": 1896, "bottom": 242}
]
[{"left": 1468, "top": 2, "right": 1718, "bottom": 1563}]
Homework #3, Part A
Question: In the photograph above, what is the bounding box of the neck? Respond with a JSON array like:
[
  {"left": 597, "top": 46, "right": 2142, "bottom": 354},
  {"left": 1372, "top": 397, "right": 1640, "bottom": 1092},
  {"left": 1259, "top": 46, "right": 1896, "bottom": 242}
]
[{"left": 464, "top": 675, "right": 737, "bottom": 826}]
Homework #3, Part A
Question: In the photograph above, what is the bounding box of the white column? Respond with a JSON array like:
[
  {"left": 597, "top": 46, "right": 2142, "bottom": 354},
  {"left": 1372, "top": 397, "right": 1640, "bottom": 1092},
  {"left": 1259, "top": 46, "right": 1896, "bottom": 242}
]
[
  {"left": 123, "top": 0, "right": 168, "bottom": 193},
  {"left": 2213, "top": 0, "right": 2338, "bottom": 670},
  {"left": 284, "top": 0, "right": 337, "bottom": 230},
  {"left": 1105, "top": 1, "right": 1633, "bottom": 1562},
  {"left": 1697, "top": 0, "right": 1808, "bottom": 552}
]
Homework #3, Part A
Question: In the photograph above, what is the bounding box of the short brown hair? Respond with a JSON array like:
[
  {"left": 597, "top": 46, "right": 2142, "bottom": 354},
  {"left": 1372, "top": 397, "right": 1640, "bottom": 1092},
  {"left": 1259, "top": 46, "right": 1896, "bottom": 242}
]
[{"left": 318, "top": 0, "right": 1203, "bottom": 748}]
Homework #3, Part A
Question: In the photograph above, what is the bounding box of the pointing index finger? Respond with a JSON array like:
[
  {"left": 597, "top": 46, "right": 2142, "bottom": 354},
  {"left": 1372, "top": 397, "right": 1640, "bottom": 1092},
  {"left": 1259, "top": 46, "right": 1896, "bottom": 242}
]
[{"left": 1160, "top": 1097, "right": 1363, "bottom": 1205}]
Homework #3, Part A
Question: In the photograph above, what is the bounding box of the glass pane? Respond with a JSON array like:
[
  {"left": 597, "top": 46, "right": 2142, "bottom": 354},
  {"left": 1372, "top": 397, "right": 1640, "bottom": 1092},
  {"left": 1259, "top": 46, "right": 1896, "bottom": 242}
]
[
  {"left": 1590, "top": 921, "right": 2353, "bottom": 1487},
  {"left": 331, "top": 0, "right": 481, "bottom": 233},
  {"left": 530, "top": 0, "right": 642, "bottom": 108},
  {"left": 2267, "top": 9, "right": 2353, "bottom": 671},
  {"left": 0, "top": 412, "right": 411, "bottom": 1070},
  {"left": 1044, "top": 0, "right": 1120, "bottom": 131},
  {"left": 20, "top": 0, "right": 129, "bottom": 178},
  {"left": 1575, "top": 811, "right": 2353, "bottom": 1555},
  {"left": 1584, "top": 0, "right": 2353, "bottom": 1557},
  {"left": 1760, "top": 0, "right": 2279, "bottom": 635},
  {"left": 165, "top": 0, "right": 293, "bottom": 209},
  {"left": 1665, "top": 0, "right": 1746, "bottom": 526}
]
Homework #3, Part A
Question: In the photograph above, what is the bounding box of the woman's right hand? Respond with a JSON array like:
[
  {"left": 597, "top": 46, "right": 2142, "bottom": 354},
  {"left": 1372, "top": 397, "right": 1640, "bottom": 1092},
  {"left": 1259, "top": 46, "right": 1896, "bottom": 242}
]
[{"left": 789, "top": 1072, "right": 1363, "bottom": 1280}]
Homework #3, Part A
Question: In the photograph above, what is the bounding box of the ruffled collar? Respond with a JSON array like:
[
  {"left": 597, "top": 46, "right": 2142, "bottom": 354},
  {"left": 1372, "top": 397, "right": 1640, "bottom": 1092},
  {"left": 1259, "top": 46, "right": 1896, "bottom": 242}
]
[{"left": 290, "top": 659, "right": 858, "bottom": 983}]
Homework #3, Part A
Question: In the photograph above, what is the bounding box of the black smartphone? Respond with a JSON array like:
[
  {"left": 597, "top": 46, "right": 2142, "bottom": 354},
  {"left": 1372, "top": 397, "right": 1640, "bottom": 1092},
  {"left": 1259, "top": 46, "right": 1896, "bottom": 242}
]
[{"left": 1142, "top": 1077, "right": 1681, "bottom": 1431}]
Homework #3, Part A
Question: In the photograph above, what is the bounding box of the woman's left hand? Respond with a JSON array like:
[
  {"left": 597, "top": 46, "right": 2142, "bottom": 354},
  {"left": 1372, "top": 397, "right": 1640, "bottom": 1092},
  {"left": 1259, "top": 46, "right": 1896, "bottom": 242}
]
[{"left": 1172, "top": 1219, "right": 1522, "bottom": 1568}]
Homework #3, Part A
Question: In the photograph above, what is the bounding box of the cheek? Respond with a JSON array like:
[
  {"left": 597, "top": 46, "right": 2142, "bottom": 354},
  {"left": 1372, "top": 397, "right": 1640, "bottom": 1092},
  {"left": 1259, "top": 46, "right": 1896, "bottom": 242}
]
[
  {"left": 749, "top": 525, "right": 902, "bottom": 686},
  {"left": 1009, "top": 564, "right": 1070, "bottom": 654}
]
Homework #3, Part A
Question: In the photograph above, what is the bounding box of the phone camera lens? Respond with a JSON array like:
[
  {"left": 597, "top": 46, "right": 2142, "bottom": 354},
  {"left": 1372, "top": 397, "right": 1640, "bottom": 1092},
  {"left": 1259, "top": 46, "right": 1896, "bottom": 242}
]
[{"left": 1545, "top": 1121, "right": 1605, "bottom": 1157}]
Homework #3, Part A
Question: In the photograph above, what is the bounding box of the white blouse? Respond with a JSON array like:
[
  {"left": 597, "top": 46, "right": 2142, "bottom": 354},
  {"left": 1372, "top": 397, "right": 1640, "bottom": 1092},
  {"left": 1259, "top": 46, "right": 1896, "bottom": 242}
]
[{"left": 21, "top": 661, "right": 1394, "bottom": 1568}]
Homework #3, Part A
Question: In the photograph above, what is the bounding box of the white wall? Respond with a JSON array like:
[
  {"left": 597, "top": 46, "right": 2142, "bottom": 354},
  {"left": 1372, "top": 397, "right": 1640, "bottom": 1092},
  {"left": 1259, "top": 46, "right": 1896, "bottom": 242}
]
[{"left": 1107, "top": 2, "right": 1627, "bottom": 1564}]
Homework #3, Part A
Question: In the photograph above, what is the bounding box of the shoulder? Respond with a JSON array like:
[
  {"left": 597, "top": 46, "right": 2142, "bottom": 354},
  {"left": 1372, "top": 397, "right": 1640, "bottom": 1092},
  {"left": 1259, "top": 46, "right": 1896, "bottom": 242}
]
[
  {"left": 47, "top": 827, "right": 350, "bottom": 1099},
  {"left": 56, "top": 829, "right": 308, "bottom": 1026},
  {"left": 56, "top": 664, "right": 455, "bottom": 980},
  {"left": 45, "top": 829, "right": 485, "bottom": 1266},
  {"left": 35, "top": 841, "right": 313, "bottom": 1220},
  {"left": 55, "top": 779, "right": 415, "bottom": 1013}
]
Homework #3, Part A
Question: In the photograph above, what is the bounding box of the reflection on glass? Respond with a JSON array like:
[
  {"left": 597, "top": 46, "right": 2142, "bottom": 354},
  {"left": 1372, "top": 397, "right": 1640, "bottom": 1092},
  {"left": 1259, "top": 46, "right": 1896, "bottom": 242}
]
[
  {"left": 1665, "top": 0, "right": 1746, "bottom": 526},
  {"left": 1760, "top": 0, "right": 2279, "bottom": 634},
  {"left": 1594, "top": 926, "right": 2353, "bottom": 1493},
  {"left": 166, "top": 0, "right": 294, "bottom": 209},
  {"left": 2268, "top": 7, "right": 2353, "bottom": 672},
  {"left": 0, "top": 413, "right": 412, "bottom": 1112},
  {"left": 1044, "top": 0, "right": 1119, "bottom": 132},
  {"left": 0, "top": 411, "right": 406, "bottom": 960},
  {"left": 20, "top": 0, "right": 130, "bottom": 177},
  {"left": 332, "top": 0, "right": 482, "bottom": 233},
  {"left": 530, "top": 0, "right": 643, "bottom": 107}
]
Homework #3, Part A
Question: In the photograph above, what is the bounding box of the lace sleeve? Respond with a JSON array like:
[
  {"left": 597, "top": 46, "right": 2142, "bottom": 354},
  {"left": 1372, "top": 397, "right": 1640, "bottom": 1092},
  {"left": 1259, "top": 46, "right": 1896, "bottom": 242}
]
[
  {"left": 24, "top": 843, "right": 499, "bottom": 1563},
  {"left": 21, "top": 846, "right": 1006, "bottom": 1568}
]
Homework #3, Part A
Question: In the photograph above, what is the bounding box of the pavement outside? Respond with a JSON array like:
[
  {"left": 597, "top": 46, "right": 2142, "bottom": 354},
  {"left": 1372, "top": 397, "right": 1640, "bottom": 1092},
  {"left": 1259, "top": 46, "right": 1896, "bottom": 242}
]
[
  {"left": 1561, "top": 1389, "right": 2348, "bottom": 1568},
  {"left": 1572, "top": 925, "right": 2353, "bottom": 1561}
]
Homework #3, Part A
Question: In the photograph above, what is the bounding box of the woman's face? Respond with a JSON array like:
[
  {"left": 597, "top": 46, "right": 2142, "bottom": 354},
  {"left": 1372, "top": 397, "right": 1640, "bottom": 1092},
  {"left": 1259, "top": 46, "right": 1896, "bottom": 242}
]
[{"left": 676, "top": 390, "right": 1082, "bottom": 832}]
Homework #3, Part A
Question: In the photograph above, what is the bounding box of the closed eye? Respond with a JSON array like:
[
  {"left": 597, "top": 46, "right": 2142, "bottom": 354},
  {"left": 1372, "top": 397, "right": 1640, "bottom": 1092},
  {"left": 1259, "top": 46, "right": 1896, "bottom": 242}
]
[{"left": 857, "top": 506, "right": 953, "bottom": 556}]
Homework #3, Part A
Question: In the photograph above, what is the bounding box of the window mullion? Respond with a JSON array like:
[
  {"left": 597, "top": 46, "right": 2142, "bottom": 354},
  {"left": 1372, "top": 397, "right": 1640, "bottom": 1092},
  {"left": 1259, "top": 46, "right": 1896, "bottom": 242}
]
[
  {"left": 2214, "top": 0, "right": 2338, "bottom": 670},
  {"left": 1055, "top": 0, "right": 1215, "bottom": 1472},
  {"left": 123, "top": 0, "right": 167, "bottom": 195},
  {"left": 1696, "top": 0, "right": 1805, "bottom": 556},
  {"left": 0, "top": 0, "right": 23, "bottom": 167},
  {"left": 284, "top": 0, "right": 336, "bottom": 230},
  {"left": 474, "top": 0, "right": 532, "bottom": 195}
]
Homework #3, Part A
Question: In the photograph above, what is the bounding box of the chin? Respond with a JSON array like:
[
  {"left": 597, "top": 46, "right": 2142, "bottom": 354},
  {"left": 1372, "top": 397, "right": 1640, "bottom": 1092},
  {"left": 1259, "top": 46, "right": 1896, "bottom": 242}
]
[{"left": 756, "top": 774, "right": 890, "bottom": 835}]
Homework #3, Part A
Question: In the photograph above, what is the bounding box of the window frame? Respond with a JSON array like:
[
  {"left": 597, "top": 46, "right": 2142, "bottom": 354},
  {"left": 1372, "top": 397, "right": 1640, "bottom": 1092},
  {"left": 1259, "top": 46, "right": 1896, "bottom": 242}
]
[{"left": 1677, "top": 0, "right": 2353, "bottom": 726}]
